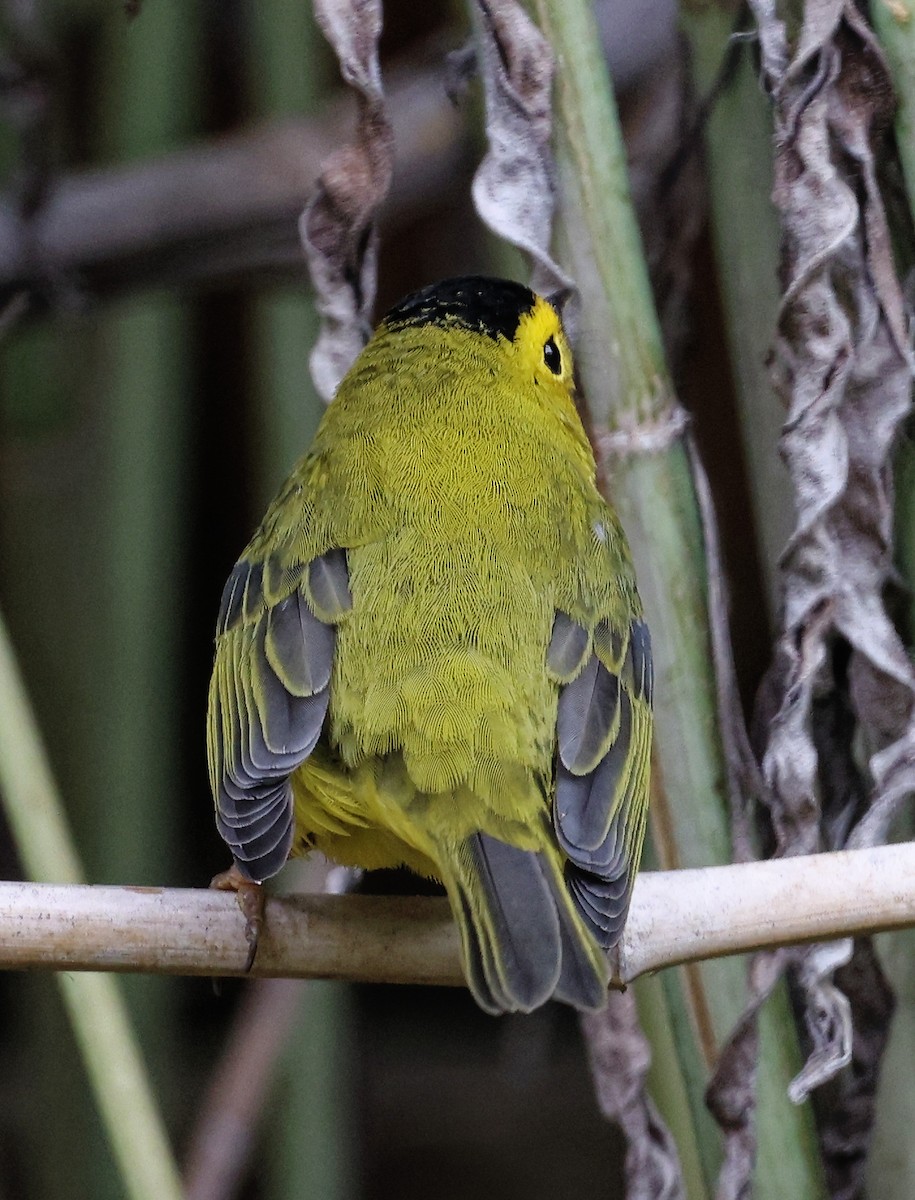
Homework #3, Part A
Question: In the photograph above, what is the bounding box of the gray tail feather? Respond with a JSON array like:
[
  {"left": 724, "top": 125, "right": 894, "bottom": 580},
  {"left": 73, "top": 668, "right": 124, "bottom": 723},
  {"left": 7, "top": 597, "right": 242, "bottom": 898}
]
[{"left": 447, "top": 832, "right": 609, "bottom": 1015}]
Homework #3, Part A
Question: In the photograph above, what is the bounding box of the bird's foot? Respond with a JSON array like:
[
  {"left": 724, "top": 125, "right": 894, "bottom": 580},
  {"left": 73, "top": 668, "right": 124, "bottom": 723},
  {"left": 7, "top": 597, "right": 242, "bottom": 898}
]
[{"left": 210, "top": 863, "right": 265, "bottom": 972}]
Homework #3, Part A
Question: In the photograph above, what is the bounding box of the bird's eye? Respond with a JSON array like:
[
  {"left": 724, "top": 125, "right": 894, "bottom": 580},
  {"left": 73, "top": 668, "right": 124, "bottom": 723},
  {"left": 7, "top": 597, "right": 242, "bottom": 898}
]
[{"left": 543, "top": 336, "right": 562, "bottom": 375}]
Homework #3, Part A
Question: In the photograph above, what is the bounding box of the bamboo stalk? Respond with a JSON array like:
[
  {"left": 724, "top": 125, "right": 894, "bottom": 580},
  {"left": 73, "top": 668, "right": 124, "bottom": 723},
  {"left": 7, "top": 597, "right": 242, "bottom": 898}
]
[
  {"left": 636, "top": 975, "right": 714, "bottom": 1197},
  {"left": 0, "top": 4, "right": 193, "bottom": 1195},
  {"left": 871, "top": 0, "right": 915, "bottom": 205},
  {"left": 264, "top": 982, "right": 357, "bottom": 1200},
  {"left": 2, "top": 843, "right": 915, "bottom": 983},
  {"left": 679, "top": 6, "right": 790, "bottom": 611},
  {"left": 529, "top": 0, "right": 825, "bottom": 1194},
  {"left": 876, "top": 452, "right": 915, "bottom": 1199},
  {"left": 857, "top": 8, "right": 915, "bottom": 1197},
  {"left": 248, "top": 8, "right": 355, "bottom": 1199},
  {"left": 0, "top": 610, "right": 183, "bottom": 1200},
  {"left": 89, "top": 4, "right": 195, "bottom": 1190}
]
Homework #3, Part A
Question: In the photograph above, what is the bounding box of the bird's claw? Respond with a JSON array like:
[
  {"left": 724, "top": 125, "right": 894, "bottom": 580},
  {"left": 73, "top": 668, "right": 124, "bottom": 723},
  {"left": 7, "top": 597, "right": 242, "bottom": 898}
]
[{"left": 210, "top": 863, "right": 265, "bottom": 972}]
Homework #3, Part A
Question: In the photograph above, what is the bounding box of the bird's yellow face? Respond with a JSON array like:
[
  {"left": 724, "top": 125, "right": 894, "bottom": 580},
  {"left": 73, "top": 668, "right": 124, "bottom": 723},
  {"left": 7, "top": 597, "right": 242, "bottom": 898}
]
[
  {"left": 508, "top": 294, "right": 575, "bottom": 394},
  {"left": 504, "top": 295, "right": 583, "bottom": 444},
  {"left": 373, "top": 276, "right": 587, "bottom": 455},
  {"left": 380, "top": 277, "right": 574, "bottom": 390}
]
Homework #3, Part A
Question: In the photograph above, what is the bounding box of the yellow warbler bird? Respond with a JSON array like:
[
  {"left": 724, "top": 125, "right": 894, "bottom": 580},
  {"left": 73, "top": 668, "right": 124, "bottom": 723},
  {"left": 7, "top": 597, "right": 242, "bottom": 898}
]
[{"left": 207, "top": 277, "right": 652, "bottom": 1014}]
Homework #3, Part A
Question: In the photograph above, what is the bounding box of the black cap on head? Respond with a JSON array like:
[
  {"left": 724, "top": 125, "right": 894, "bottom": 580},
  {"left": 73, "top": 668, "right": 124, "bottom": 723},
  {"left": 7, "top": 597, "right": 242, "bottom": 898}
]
[{"left": 382, "top": 276, "right": 539, "bottom": 343}]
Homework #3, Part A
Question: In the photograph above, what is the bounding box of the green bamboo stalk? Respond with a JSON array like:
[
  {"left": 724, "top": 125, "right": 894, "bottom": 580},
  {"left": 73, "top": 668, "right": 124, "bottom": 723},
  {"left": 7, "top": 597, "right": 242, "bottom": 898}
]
[
  {"left": 86, "top": 8, "right": 196, "bottom": 1175},
  {"left": 530, "top": 1, "right": 826, "bottom": 1195},
  {"left": 97, "top": 0, "right": 194, "bottom": 890},
  {"left": 0, "top": 609, "right": 183, "bottom": 1200},
  {"left": 679, "top": 7, "right": 790, "bottom": 613},
  {"left": 858, "top": 7, "right": 915, "bottom": 1196},
  {"left": 251, "top": 292, "right": 324, "bottom": 501},
  {"left": 0, "top": 266, "right": 107, "bottom": 1200},
  {"left": 0, "top": 9, "right": 103, "bottom": 1189},
  {"left": 871, "top": 0, "right": 915, "bottom": 202},
  {"left": 684, "top": 6, "right": 915, "bottom": 1195},
  {"left": 249, "top": 0, "right": 325, "bottom": 499},
  {"left": 637, "top": 975, "right": 714, "bottom": 1198},
  {"left": 1, "top": 2, "right": 193, "bottom": 1190},
  {"left": 868, "top": 922, "right": 915, "bottom": 1200},
  {"left": 266, "top": 982, "right": 358, "bottom": 1200},
  {"left": 248, "top": 8, "right": 355, "bottom": 1199}
]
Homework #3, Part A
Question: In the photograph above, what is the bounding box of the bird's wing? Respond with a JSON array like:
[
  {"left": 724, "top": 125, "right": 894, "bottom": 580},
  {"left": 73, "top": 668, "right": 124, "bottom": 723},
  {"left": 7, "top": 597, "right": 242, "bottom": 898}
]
[
  {"left": 206, "top": 535, "right": 351, "bottom": 882},
  {"left": 547, "top": 546, "right": 653, "bottom": 949}
]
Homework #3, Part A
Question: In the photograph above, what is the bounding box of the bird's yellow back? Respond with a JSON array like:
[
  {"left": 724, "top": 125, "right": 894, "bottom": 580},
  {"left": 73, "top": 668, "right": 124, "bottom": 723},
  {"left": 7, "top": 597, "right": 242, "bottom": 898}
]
[{"left": 208, "top": 277, "right": 652, "bottom": 1014}]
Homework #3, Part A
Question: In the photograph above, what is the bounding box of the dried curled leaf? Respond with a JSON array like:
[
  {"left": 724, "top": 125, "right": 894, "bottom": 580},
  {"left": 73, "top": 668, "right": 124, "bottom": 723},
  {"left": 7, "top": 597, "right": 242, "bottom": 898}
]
[
  {"left": 581, "top": 994, "right": 686, "bottom": 1200},
  {"left": 821, "top": 940, "right": 896, "bottom": 1200},
  {"left": 468, "top": 0, "right": 573, "bottom": 302},
  {"left": 706, "top": 3, "right": 915, "bottom": 1193},
  {"left": 758, "top": 1, "right": 915, "bottom": 845},
  {"left": 788, "top": 940, "right": 855, "bottom": 1104},
  {"left": 299, "top": 0, "right": 393, "bottom": 401}
]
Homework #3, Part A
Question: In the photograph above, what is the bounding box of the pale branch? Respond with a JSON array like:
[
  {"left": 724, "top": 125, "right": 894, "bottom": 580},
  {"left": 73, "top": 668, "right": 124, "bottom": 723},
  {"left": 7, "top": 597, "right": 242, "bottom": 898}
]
[
  {"left": 0, "top": 66, "right": 468, "bottom": 302},
  {"left": 3, "top": 842, "right": 914, "bottom": 987}
]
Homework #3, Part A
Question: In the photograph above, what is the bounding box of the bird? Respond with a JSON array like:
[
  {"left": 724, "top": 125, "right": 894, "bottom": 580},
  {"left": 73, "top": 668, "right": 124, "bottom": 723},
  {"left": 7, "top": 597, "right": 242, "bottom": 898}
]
[{"left": 207, "top": 275, "right": 653, "bottom": 1014}]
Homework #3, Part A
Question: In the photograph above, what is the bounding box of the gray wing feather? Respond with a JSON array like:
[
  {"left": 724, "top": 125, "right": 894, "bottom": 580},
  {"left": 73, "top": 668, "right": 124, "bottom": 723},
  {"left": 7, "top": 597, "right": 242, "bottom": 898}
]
[
  {"left": 210, "top": 549, "right": 348, "bottom": 882},
  {"left": 554, "top": 617, "right": 653, "bottom": 949},
  {"left": 308, "top": 548, "right": 353, "bottom": 619},
  {"left": 557, "top": 654, "right": 620, "bottom": 775},
  {"left": 265, "top": 592, "right": 334, "bottom": 697},
  {"left": 546, "top": 612, "right": 591, "bottom": 681},
  {"left": 556, "top": 690, "right": 633, "bottom": 852}
]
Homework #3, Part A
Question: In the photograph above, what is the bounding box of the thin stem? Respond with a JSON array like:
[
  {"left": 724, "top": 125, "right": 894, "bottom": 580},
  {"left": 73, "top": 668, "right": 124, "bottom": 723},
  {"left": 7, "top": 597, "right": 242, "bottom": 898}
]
[
  {"left": 0, "top": 611, "right": 183, "bottom": 1200},
  {"left": 184, "top": 979, "right": 308, "bottom": 1200},
  {"left": 533, "top": 0, "right": 668, "bottom": 428}
]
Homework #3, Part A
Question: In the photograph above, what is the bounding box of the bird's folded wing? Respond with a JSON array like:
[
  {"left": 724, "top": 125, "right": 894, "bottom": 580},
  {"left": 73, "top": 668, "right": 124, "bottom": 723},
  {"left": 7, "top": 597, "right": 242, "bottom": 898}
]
[
  {"left": 206, "top": 546, "right": 351, "bottom": 881},
  {"left": 550, "top": 610, "right": 653, "bottom": 948}
]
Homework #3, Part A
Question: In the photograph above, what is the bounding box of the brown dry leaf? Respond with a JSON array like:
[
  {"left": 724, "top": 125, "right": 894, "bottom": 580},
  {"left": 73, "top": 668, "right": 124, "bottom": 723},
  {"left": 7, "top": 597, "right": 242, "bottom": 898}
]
[
  {"left": 299, "top": 0, "right": 393, "bottom": 401},
  {"left": 821, "top": 940, "right": 896, "bottom": 1200},
  {"left": 582, "top": 994, "right": 686, "bottom": 1200},
  {"left": 705, "top": 2, "right": 915, "bottom": 1194},
  {"left": 468, "top": 0, "right": 573, "bottom": 302}
]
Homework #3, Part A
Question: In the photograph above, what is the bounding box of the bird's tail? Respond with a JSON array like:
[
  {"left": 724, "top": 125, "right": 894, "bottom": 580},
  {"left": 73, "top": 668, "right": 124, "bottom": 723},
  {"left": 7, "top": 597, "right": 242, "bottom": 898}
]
[{"left": 437, "top": 829, "right": 610, "bottom": 1015}]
